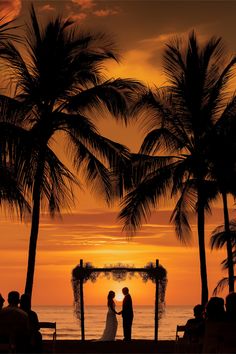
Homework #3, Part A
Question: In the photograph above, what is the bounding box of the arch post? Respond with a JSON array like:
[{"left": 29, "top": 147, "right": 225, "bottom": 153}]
[
  {"left": 80, "top": 259, "right": 85, "bottom": 340},
  {"left": 154, "top": 259, "right": 159, "bottom": 342}
]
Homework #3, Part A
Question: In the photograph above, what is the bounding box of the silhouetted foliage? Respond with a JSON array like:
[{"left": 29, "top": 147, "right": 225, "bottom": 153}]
[
  {"left": 0, "top": 4, "right": 142, "bottom": 297},
  {"left": 119, "top": 31, "right": 236, "bottom": 305}
]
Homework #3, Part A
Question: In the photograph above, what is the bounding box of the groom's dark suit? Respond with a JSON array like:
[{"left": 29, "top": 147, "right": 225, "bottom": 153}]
[{"left": 122, "top": 293, "right": 133, "bottom": 341}]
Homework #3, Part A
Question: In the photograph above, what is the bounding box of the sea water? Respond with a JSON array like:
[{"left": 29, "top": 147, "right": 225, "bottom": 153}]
[{"left": 35, "top": 305, "right": 193, "bottom": 340}]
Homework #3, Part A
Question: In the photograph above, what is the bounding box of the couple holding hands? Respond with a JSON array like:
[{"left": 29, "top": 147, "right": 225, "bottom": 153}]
[{"left": 99, "top": 287, "right": 133, "bottom": 341}]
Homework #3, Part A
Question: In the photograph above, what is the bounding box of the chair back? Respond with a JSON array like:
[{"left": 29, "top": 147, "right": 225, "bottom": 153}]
[
  {"left": 176, "top": 325, "right": 186, "bottom": 341},
  {"left": 39, "top": 322, "right": 56, "bottom": 353}
]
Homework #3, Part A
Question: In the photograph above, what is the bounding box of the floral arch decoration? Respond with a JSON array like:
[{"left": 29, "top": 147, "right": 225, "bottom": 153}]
[{"left": 71, "top": 259, "right": 167, "bottom": 341}]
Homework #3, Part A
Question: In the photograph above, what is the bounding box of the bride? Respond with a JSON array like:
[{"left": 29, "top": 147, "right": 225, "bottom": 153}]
[{"left": 98, "top": 290, "right": 119, "bottom": 341}]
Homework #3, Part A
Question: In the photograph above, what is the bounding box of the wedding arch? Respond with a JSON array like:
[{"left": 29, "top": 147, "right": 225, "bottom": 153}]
[{"left": 72, "top": 259, "right": 167, "bottom": 341}]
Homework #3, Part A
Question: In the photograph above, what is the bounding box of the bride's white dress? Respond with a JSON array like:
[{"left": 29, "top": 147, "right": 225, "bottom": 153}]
[{"left": 98, "top": 303, "right": 118, "bottom": 341}]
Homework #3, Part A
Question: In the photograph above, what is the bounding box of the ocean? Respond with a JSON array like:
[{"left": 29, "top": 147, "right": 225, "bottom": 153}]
[{"left": 35, "top": 305, "right": 193, "bottom": 341}]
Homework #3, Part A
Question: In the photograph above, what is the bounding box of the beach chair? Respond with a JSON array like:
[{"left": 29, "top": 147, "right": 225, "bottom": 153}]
[
  {"left": 39, "top": 322, "right": 56, "bottom": 353},
  {"left": 175, "top": 325, "right": 186, "bottom": 341},
  {"left": 175, "top": 325, "right": 186, "bottom": 353}
]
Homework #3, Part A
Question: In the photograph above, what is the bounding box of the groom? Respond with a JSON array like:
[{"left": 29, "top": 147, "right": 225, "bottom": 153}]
[{"left": 120, "top": 287, "right": 133, "bottom": 341}]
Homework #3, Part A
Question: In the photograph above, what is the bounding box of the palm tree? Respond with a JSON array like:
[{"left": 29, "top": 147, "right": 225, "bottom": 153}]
[
  {"left": 0, "top": 18, "right": 30, "bottom": 219},
  {"left": 210, "top": 220, "right": 236, "bottom": 293},
  {"left": 119, "top": 31, "right": 236, "bottom": 305},
  {"left": 207, "top": 103, "right": 236, "bottom": 292},
  {"left": 1, "top": 5, "right": 141, "bottom": 298}
]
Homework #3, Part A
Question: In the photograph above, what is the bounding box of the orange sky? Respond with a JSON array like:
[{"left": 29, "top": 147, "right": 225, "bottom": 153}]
[{"left": 0, "top": 0, "right": 236, "bottom": 307}]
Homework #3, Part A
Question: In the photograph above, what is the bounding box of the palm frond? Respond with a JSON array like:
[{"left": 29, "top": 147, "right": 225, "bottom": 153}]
[
  {"left": 221, "top": 251, "right": 236, "bottom": 269},
  {"left": 118, "top": 162, "right": 174, "bottom": 235},
  {"left": 170, "top": 179, "right": 197, "bottom": 243},
  {"left": 133, "top": 89, "right": 193, "bottom": 153},
  {"left": 42, "top": 147, "right": 79, "bottom": 215},
  {"left": 140, "top": 127, "right": 185, "bottom": 155},
  {"left": 0, "top": 4, "right": 125, "bottom": 110},
  {"left": 68, "top": 134, "right": 112, "bottom": 204},
  {"left": 205, "top": 56, "right": 236, "bottom": 120},
  {"left": 1, "top": 41, "right": 35, "bottom": 101},
  {"left": 210, "top": 220, "right": 236, "bottom": 249},
  {"left": 67, "top": 78, "right": 143, "bottom": 122},
  {"left": 0, "top": 16, "right": 21, "bottom": 54},
  {"left": 213, "top": 277, "right": 230, "bottom": 295},
  {"left": 131, "top": 154, "right": 176, "bottom": 184},
  {"left": 0, "top": 165, "right": 30, "bottom": 219},
  {"left": 61, "top": 112, "right": 130, "bottom": 170}
]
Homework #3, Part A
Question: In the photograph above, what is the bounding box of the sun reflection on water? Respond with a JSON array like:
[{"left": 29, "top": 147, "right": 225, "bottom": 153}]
[{"left": 115, "top": 291, "right": 124, "bottom": 302}]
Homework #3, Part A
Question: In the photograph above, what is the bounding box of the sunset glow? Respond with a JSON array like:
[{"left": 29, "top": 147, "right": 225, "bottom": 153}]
[
  {"left": 115, "top": 292, "right": 124, "bottom": 302},
  {"left": 0, "top": 0, "right": 235, "bottom": 308}
]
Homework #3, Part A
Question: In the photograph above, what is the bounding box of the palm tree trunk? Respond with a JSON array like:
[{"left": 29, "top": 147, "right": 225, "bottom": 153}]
[
  {"left": 222, "top": 191, "right": 234, "bottom": 292},
  {"left": 24, "top": 159, "right": 44, "bottom": 298},
  {"left": 197, "top": 190, "right": 208, "bottom": 305}
]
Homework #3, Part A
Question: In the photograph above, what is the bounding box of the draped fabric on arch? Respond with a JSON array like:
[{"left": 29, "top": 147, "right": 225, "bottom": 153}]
[{"left": 71, "top": 261, "right": 167, "bottom": 323}]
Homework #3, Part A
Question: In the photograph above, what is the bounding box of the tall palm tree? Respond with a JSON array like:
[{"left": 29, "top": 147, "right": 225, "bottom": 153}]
[
  {"left": 207, "top": 102, "right": 236, "bottom": 292},
  {"left": 119, "top": 32, "right": 236, "bottom": 305},
  {"left": 1, "top": 5, "right": 141, "bottom": 298},
  {"left": 210, "top": 220, "right": 236, "bottom": 293}
]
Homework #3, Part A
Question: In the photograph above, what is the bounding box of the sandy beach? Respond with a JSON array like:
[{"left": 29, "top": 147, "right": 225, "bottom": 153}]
[{"left": 43, "top": 339, "right": 176, "bottom": 354}]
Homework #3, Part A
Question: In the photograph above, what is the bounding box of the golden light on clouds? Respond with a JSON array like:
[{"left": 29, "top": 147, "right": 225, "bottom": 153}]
[
  {"left": 0, "top": 0, "right": 22, "bottom": 22},
  {"left": 93, "top": 9, "right": 119, "bottom": 17},
  {"left": 0, "top": 206, "right": 229, "bottom": 306},
  {"left": 39, "top": 4, "right": 55, "bottom": 13},
  {"left": 69, "top": 12, "right": 87, "bottom": 21},
  {"left": 71, "top": 0, "right": 95, "bottom": 10}
]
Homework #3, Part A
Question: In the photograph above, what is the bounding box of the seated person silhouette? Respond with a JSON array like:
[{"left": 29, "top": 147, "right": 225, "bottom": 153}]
[
  {"left": 20, "top": 293, "right": 42, "bottom": 353},
  {"left": 216, "top": 292, "right": 236, "bottom": 353},
  {"left": 0, "top": 291, "right": 30, "bottom": 352},
  {"left": 205, "top": 296, "right": 225, "bottom": 321},
  {"left": 0, "top": 294, "right": 4, "bottom": 310},
  {"left": 225, "top": 291, "right": 236, "bottom": 322},
  {"left": 183, "top": 304, "right": 205, "bottom": 344},
  {"left": 202, "top": 296, "right": 226, "bottom": 353}
]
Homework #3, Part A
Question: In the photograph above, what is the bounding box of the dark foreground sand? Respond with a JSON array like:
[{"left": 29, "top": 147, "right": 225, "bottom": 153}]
[
  {"left": 43, "top": 338, "right": 236, "bottom": 354},
  {"left": 43, "top": 339, "right": 176, "bottom": 354}
]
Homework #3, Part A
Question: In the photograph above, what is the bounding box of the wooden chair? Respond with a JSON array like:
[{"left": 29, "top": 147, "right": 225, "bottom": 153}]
[
  {"left": 175, "top": 325, "right": 186, "bottom": 353},
  {"left": 39, "top": 322, "right": 56, "bottom": 353},
  {"left": 175, "top": 324, "right": 186, "bottom": 341},
  {"left": 175, "top": 324, "right": 204, "bottom": 353}
]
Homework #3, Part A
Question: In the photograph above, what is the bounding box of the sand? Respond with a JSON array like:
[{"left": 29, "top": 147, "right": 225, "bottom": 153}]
[{"left": 42, "top": 339, "right": 176, "bottom": 354}]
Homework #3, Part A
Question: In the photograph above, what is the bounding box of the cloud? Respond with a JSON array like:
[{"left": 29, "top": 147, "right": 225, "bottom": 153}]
[
  {"left": 106, "top": 27, "right": 212, "bottom": 88},
  {"left": 69, "top": 12, "right": 87, "bottom": 22},
  {"left": 39, "top": 4, "right": 56, "bottom": 13},
  {"left": 93, "top": 9, "right": 119, "bottom": 17},
  {"left": 138, "top": 27, "right": 211, "bottom": 69},
  {"left": 140, "top": 29, "right": 209, "bottom": 49},
  {"left": 0, "top": 0, "right": 22, "bottom": 22},
  {"left": 71, "top": 0, "right": 95, "bottom": 10},
  {"left": 68, "top": 1, "right": 119, "bottom": 22}
]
